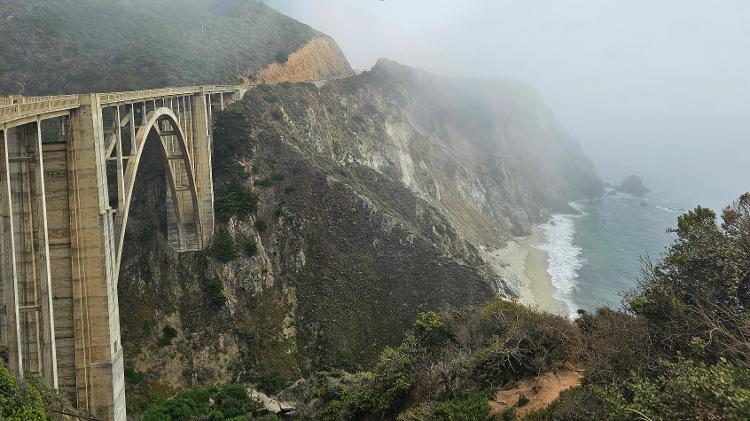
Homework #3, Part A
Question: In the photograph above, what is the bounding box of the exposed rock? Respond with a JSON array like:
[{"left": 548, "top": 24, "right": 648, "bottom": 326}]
[
  {"left": 255, "top": 37, "right": 354, "bottom": 84},
  {"left": 617, "top": 174, "right": 650, "bottom": 196},
  {"left": 249, "top": 389, "right": 296, "bottom": 414}
]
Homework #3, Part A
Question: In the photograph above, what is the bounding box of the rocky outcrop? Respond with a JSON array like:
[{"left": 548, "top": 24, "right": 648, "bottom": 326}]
[
  {"left": 255, "top": 37, "right": 354, "bottom": 84},
  {"left": 617, "top": 174, "right": 650, "bottom": 196}
]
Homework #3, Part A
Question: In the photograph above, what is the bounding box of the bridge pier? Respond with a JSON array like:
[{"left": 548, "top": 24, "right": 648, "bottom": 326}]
[{"left": 0, "top": 85, "right": 244, "bottom": 421}]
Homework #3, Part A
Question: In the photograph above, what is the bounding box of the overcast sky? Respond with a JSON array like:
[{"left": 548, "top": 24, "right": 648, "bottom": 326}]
[{"left": 266, "top": 0, "right": 749, "bottom": 208}]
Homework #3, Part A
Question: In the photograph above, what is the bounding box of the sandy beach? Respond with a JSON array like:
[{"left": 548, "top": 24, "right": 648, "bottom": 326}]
[{"left": 484, "top": 226, "right": 569, "bottom": 317}]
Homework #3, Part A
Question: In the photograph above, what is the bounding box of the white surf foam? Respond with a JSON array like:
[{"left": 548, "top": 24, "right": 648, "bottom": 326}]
[{"left": 535, "top": 207, "right": 585, "bottom": 319}]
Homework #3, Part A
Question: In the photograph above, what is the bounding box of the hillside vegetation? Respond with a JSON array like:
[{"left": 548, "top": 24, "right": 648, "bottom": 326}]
[{"left": 0, "top": 0, "right": 351, "bottom": 95}]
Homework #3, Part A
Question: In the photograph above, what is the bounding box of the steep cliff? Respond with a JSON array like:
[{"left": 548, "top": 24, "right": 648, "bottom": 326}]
[
  {"left": 255, "top": 37, "right": 355, "bottom": 84},
  {"left": 117, "top": 61, "right": 602, "bottom": 407},
  {"left": 0, "top": 0, "right": 353, "bottom": 95}
]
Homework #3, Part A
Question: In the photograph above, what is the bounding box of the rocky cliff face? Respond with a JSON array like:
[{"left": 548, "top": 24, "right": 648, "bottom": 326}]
[
  {"left": 0, "top": 0, "right": 352, "bottom": 95},
  {"left": 254, "top": 37, "right": 354, "bottom": 84},
  {"left": 118, "top": 61, "right": 602, "bottom": 404}
]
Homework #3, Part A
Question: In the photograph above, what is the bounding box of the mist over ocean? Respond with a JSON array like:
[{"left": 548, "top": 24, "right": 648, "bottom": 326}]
[{"left": 536, "top": 188, "right": 693, "bottom": 316}]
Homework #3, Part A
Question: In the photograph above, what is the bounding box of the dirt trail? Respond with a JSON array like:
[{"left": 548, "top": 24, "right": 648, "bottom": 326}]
[{"left": 489, "top": 366, "right": 584, "bottom": 419}]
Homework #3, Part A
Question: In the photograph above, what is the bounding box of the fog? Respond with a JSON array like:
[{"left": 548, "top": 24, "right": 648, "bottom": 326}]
[{"left": 266, "top": 0, "right": 749, "bottom": 209}]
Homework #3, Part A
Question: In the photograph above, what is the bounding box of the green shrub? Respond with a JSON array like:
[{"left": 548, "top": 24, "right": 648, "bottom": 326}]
[
  {"left": 215, "top": 183, "right": 259, "bottom": 222},
  {"left": 601, "top": 357, "right": 750, "bottom": 420},
  {"left": 124, "top": 367, "right": 145, "bottom": 385},
  {"left": 0, "top": 360, "right": 46, "bottom": 420},
  {"left": 336, "top": 347, "right": 354, "bottom": 372},
  {"left": 213, "top": 229, "right": 238, "bottom": 262},
  {"left": 357, "top": 255, "right": 371, "bottom": 265},
  {"left": 258, "top": 372, "right": 290, "bottom": 395},
  {"left": 274, "top": 51, "right": 289, "bottom": 64},
  {"left": 244, "top": 239, "right": 258, "bottom": 257},
  {"left": 143, "top": 384, "right": 263, "bottom": 421},
  {"left": 252, "top": 159, "right": 262, "bottom": 174},
  {"left": 212, "top": 110, "right": 254, "bottom": 182},
  {"left": 157, "top": 325, "right": 178, "bottom": 347},
  {"left": 255, "top": 171, "right": 285, "bottom": 187},
  {"left": 255, "top": 219, "right": 268, "bottom": 232},
  {"left": 207, "top": 279, "right": 227, "bottom": 306},
  {"left": 283, "top": 185, "right": 296, "bottom": 194},
  {"left": 143, "top": 319, "right": 156, "bottom": 335},
  {"left": 432, "top": 391, "right": 493, "bottom": 421}
]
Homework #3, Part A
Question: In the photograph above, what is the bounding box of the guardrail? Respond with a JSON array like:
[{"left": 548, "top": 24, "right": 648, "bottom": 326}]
[
  {"left": 0, "top": 96, "right": 81, "bottom": 125},
  {"left": 1, "top": 85, "right": 246, "bottom": 126},
  {"left": 98, "top": 85, "right": 244, "bottom": 105}
]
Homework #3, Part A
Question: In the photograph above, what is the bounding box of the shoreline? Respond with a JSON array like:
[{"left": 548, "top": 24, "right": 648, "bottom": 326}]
[
  {"left": 519, "top": 226, "right": 569, "bottom": 316},
  {"left": 484, "top": 226, "right": 569, "bottom": 317}
]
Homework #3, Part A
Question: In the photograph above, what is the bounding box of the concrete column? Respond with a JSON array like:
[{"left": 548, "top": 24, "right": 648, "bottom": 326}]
[
  {"left": 33, "top": 118, "right": 59, "bottom": 390},
  {"left": 0, "top": 125, "right": 23, "bottom": 377},
  {"left": 191, "top": 93, "right": 214, "bottom": 247},
  {"left": 68, "top": 95, "right": 126, "bottom": 421}
]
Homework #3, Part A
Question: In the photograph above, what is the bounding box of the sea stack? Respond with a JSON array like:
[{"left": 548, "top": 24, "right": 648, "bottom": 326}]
[{"left": 617, "top": 174, "right": 650, "bottom": 196}]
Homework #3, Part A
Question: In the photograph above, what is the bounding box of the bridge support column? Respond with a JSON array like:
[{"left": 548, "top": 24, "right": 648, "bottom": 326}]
[
  {"left": 191, "top": 93, "right": 214, "bottom": 247},
  {"left": 0, "top": 125, "right": 24, "bottom": 378},
  {"left": 0, "top": 123, "right": 58, "bottom": 387},
  {"left": 68, "top": 95, "right": 126, "bottom": 421}
]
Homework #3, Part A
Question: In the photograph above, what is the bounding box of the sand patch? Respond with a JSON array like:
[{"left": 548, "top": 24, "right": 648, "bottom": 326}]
[{"left": 489, "top": 366, "right": 584, "bottom": 418}]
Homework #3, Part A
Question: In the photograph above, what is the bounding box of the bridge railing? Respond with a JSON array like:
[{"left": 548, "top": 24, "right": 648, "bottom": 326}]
[
  {"left": 0, "top": 96, "right": 81, "bottom": 125},
  {"left": 98, "top": 85, "right": 244, "bottom": 105},
  {"left": 1, "top": 85, "right": 245, "bottom": 126}
]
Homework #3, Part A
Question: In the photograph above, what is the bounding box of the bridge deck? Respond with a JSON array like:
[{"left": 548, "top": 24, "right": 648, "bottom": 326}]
[{"left": 0, "top": 85, "right": 244, "bottom": 126}]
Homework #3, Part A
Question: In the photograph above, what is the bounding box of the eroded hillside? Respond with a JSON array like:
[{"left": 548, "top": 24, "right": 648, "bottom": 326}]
[{"left": 117, "top": 61, "right": 602, "bottom": 406}]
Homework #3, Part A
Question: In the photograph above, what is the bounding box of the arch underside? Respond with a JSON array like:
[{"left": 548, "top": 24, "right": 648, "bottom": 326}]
[{"left": 108, "top": 107, "right": 203, "bottom": 276}]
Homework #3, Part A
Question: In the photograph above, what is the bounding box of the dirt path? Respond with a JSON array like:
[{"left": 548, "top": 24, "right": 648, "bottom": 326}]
[{"left": 489, "top": 366, "right": 584, "bottom": 419}]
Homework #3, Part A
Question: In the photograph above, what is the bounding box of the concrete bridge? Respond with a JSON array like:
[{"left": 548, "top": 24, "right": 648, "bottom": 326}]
[{"left": 0, "top": 85, "right": 246, "bottom": 420}]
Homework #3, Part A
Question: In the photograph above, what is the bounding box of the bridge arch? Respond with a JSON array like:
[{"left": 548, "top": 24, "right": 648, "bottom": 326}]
[{"left": 113, "top": 107, "right": 202, "bottom": 276}]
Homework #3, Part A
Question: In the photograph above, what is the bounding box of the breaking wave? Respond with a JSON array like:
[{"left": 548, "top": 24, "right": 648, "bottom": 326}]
[{"left": 535, "top": 206, "right": 585, "bottom": 319}]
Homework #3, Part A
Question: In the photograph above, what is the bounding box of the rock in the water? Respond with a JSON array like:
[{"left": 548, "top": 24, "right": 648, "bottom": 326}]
[{"left": 617, "top": 175, "right": 650, "bottom": 196}]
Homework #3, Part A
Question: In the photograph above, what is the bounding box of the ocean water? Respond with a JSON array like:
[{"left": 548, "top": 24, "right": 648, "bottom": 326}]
[{"left": 536, "top": 189, "right": 686, "bottom": 317}]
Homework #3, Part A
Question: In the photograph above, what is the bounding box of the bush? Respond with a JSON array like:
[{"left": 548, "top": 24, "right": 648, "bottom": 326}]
[
  {"left": 215, "top": 183, "right": 259, "bottom": 222},
  {"left": 601, "top": 357, "right": 750, "bottom": 420},
  {"left": 274, "top": 51, "right": 289, "bottom": 64},
  {"left": 207, "top": 279, "right": 227, "bottom": 306},
  {"left": 213, "top": 229, "right": 237, "bottom": 262},
  {"left": 255, "top": 171, "right": 285, "bottom": 187},
  {"left": 158, "top": 325, "right": 178, "bottom": 347},
  {"left": 213, "top": 110, "right": 254, "bottom": 183},
  {"left": 469, "top": 300, "right": 583, "bottom": 387},
  {"left": 124, "top": 367, "right": 145, "bottom": 385},
  {"left": 258, "top": 372, "right": 290, "bottom": 395},
  {"left": 336, "top": 347, "right": 355, "bottom": 371},
  {"left": 432, "top": 391, "right": 493, "bottom": 421},
  {"left": 244, "top": 239, "right": 258, "bottom": 257},
  {"left": 143, "top": 384, "right": 264, "bottom": 420},
  {"left": 0, "top": 360, "right": 46, "bottom": 420},
  {"left": 575, "top": 308, "right": 653, "bottom": 385}
]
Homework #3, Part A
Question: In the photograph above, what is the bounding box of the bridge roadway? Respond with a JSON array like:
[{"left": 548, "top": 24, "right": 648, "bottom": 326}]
[{"left": 0, "top": 84, "right": 246, "bottom": 420}]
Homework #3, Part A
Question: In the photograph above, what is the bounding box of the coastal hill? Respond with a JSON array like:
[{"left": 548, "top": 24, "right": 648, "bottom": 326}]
[
  {"left": 0, "top": 0, "right": 353, "bottom": 95},
  {"left": 0, "top": 1, "right": 652, "bottom": 419},
  {"left": 114, "top": 57, "right": 603, "bottom": 406}
]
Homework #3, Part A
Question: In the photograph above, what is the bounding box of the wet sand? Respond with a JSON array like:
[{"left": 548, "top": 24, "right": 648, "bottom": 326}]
[
  {"left": 519, "top": 226, "right": 569, "bottom": 316},
  {"left": 484, "top": 226, "right": 569, "bottom": 317}
]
